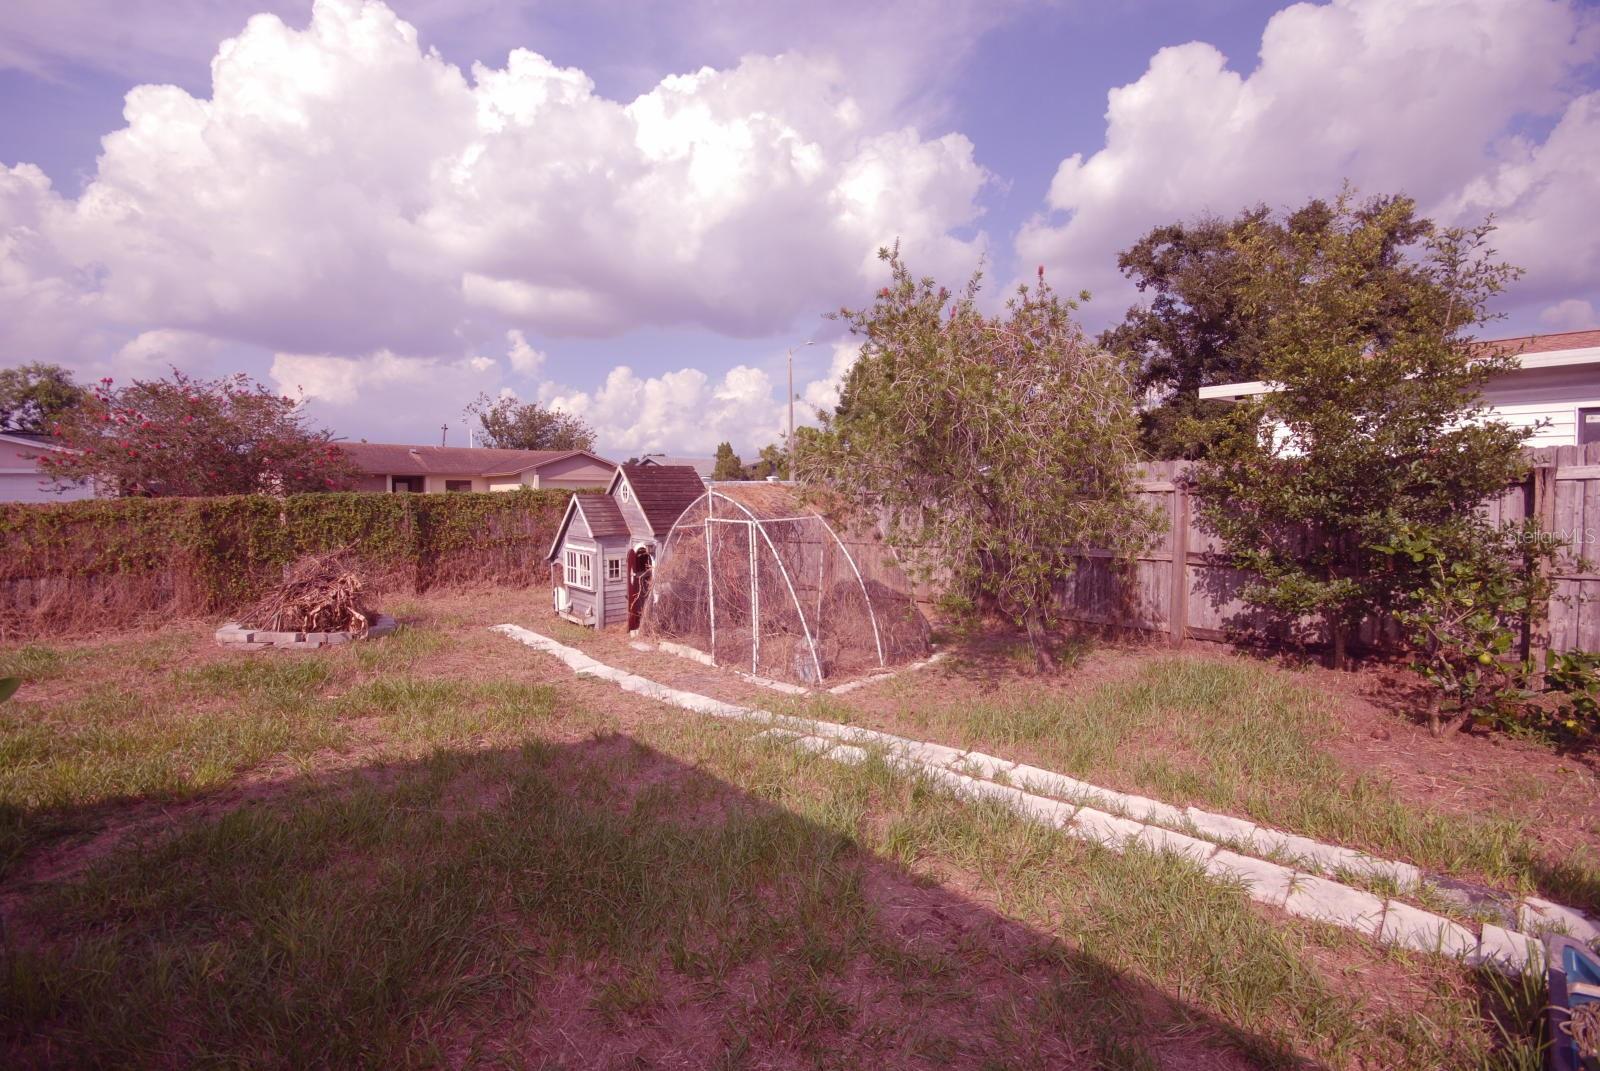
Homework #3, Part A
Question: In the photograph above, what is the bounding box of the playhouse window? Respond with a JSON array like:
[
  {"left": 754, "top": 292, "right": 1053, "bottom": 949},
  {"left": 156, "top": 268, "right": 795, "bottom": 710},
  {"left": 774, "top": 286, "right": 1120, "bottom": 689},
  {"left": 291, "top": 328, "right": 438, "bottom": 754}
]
[
  {"left": 620, "top": 484, "right": 632, "bottom": 503},
  {"left": 606, "top": 557, "right": 623, "bottom": 582},
  {"left": 564, "top": 549, "right": 593, "bottom": 590}
]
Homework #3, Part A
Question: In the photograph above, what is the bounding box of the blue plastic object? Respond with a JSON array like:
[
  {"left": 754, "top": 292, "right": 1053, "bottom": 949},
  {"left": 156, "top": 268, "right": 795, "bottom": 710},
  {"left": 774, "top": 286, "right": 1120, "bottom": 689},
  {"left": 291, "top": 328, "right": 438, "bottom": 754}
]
[{"left": 1548, "top": 936, "right": 1600, "bottom": 1071}]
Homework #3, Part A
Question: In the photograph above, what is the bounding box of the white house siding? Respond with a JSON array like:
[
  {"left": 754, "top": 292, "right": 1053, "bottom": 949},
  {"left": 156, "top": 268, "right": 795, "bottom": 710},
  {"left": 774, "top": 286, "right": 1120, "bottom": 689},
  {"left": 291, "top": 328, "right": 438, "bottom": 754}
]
[
  {"left": 1215, "top": 364, "right": 1600, "bottom": 453},
  {"left": 0, "top": 439, "right": 93, "bottom": 503},
  {"left": 0, "top": 472, "right": 92, "bottom": 503},
  {"left": 485, "top": 457, "right": 615, "bottom": 492},
  {"left": 535, "top": 454, "right": 616, "bottom": 489},
  {"left": 421, "top": 475, "right": 488, "bottom": 493},
  {"left": 1476, "top": 364, "right": 1600, "bottom": 447}
]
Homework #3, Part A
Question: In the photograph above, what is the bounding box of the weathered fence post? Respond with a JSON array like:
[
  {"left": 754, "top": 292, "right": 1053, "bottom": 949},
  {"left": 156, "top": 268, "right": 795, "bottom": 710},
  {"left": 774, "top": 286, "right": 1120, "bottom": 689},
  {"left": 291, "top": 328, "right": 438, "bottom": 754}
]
[
  {"left": 1169, "top": 482, "right": 1190, "bottom": 648},
  {"left": 1526, "top": 461, "right": 1558, "bottom": 671}
]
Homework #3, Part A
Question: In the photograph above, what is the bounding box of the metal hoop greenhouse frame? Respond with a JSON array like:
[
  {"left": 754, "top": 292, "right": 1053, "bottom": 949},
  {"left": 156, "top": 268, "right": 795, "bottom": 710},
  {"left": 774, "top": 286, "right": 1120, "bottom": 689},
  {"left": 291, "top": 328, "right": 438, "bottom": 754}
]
[{"left": 656, "top": 487, "right": 887, "bottom": 685}]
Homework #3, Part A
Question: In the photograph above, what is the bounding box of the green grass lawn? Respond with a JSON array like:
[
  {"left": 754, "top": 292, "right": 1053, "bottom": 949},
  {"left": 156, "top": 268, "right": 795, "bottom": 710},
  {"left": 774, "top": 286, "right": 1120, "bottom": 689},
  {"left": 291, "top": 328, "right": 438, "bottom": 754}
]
[
  {"left": 0, "top": 625, "right": 560, "bottom": 876},
  {"left": 0, "top": 600, "right": 1556, "bottom": 1068},
  {"left": 780, "top": 649, "right": 1600, "bottom": 915}
]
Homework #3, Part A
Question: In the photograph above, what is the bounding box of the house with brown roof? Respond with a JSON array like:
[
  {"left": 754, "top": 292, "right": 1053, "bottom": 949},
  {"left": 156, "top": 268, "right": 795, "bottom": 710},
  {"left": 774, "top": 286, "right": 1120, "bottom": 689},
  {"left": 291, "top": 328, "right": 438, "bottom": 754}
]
[
  {"left": 340, "top": 443, "right": 617, "bottom": 493},
  {"left": 1198, "top": 328, "right": 1600, "bottom": 447},
  {"left": 635, "top": 454, "right": 715, "bottom": 481},
  {"left": 544, "top": 463, "right": 706, "bottom": 628}
]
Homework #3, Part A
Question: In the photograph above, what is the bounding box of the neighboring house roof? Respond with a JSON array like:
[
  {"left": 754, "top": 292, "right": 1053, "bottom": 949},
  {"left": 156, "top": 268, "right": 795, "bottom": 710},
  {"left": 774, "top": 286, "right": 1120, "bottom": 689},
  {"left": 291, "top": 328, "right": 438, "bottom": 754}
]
[
  {"left": 611, "top": 463, "right": 706, "bottom": 538},
  {"left": 638, "top": 455, "right": 715, "bottom": 479},
  {"left": 545, "top": 493, "right": 630, "bottom": 560},
  {"left": 1475, "top": 328, "right": 1600, "bottom": 358},
  {"left": 1197, "top": 328, "right": 1600, "bottom": 401},
  {"left": 339, "top": 442, "right": 615, "bottom": 477},
  {"left": 0, "top": 431, "right": 73, "bottom": 454}
]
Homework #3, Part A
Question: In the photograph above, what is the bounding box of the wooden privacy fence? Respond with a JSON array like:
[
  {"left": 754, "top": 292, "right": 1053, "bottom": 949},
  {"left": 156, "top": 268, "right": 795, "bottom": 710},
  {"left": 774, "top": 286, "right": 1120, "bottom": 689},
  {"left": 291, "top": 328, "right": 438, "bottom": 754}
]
[{"left": 1057, "top": 443, "right": 1600, "bottom": 658}]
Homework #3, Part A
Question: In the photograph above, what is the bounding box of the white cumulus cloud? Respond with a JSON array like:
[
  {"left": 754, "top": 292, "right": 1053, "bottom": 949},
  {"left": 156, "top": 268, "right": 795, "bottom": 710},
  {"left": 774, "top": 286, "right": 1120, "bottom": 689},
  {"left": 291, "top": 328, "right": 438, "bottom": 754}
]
[
  {"left": 542, "top": 364, "right": 780, "bottom": 458},
  {"left": 114, "top": 329, "right": 222, "bottom": 376},
  {"left": 1540, "top": 298, "right": 1599, "bottom": 333},
  {"left": 504, "top": 328, "right": 546, "bottom": 376},
  {"left": 268, "top": 347, "right": 497, "bottom": 445},
  {"left": 800, "top": 341, "right": 861, "bottom": 418},
  {"left": 539, "top": 347, "right": 859, "bottom": 458},
  {"left": 1017, "top": 0, "right": 1599, "bottom": 327},
  {"left": 0, "top": 0, "right": 989, "bottom": 369}
]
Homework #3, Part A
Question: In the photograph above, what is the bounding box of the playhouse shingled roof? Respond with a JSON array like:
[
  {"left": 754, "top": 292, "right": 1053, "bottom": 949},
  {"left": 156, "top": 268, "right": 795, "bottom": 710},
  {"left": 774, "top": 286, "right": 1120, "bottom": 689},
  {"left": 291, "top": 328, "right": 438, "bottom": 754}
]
[
  {"left": 575, "top": 494, "right": 630, "bottom": 538},
  {"left": 545, "top": 493, "right": 629, "bottom": 561},
  {"left": 615, "top": 464, "right": 706, "bottom": 537}
]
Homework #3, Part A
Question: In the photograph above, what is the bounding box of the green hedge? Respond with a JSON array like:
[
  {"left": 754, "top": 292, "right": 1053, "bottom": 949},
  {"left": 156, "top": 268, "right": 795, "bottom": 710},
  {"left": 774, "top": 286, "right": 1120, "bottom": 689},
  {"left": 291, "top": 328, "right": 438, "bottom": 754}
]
[{"left": 0, "top": 489, "right": 572, "bottom": 620}]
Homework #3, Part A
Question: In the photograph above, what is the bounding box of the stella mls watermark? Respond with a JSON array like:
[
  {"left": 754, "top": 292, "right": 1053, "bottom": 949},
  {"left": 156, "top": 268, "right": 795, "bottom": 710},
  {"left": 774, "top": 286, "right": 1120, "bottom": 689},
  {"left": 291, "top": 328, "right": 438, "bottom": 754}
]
[{"left": 1509, "top": 527, "right": 1593, "bottom": 550}]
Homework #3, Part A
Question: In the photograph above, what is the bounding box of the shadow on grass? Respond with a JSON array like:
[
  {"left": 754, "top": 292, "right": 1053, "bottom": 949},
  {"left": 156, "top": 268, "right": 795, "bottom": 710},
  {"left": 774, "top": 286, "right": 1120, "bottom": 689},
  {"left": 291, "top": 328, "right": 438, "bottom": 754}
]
[
  {"left": 0, "top": 733, "right": 1328, "bottom": 1070},
  {"left": 931, "top": 621, "right": 1106, "bottom": 679}
]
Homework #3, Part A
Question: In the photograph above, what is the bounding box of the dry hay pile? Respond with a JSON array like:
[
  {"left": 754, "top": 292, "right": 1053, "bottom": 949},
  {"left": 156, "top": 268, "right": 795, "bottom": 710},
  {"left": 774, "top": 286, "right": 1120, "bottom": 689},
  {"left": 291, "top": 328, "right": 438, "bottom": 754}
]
[{"left": 239, "top": 550, "right": 376, "bottom": 634}]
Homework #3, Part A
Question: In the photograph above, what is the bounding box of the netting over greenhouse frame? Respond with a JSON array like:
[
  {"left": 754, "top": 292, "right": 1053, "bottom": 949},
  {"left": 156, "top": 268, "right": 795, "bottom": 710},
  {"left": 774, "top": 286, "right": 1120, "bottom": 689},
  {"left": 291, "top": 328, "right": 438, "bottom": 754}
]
[{"left": 641, "top": 483, "right": 930, "bottom": 686}]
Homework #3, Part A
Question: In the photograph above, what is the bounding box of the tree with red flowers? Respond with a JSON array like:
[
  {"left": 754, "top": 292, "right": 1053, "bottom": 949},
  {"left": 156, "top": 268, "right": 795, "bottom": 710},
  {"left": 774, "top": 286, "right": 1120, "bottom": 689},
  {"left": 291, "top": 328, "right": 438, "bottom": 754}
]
[{"left": 39, "top": 369, "right": 360, "bottom": 497}]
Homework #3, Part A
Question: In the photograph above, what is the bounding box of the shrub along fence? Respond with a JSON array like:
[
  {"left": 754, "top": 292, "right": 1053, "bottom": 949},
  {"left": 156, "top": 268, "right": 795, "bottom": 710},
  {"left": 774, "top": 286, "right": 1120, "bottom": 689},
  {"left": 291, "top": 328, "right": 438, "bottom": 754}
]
[
  {"left": 1058, "top": 444, "right": 1600, "bottom": 660},
  {"left": 0, "top": 490, "right": 571, "bottom": 638}
]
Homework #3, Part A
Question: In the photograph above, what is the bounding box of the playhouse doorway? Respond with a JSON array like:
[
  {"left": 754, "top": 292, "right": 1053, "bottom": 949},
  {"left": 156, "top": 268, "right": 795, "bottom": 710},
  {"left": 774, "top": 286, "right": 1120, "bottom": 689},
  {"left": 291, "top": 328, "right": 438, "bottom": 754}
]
[{"left": 627, "top": 548, "right": 653, "bottom": 631}]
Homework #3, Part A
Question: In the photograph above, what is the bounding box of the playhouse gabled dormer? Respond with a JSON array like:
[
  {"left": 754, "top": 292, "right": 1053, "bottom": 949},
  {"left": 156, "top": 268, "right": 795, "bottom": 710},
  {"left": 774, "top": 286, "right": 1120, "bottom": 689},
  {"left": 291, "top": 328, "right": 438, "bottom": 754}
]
[{"left": 545, "top": 463, "right": 704, "bottom": 629}]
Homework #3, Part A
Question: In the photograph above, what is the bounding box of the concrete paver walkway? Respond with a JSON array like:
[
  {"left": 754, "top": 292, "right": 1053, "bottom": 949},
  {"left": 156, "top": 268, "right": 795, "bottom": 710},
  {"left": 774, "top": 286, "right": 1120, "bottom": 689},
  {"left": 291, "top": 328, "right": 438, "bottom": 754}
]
[{"left": 493, "top": 623, "right": 1599, "bottom": 974}]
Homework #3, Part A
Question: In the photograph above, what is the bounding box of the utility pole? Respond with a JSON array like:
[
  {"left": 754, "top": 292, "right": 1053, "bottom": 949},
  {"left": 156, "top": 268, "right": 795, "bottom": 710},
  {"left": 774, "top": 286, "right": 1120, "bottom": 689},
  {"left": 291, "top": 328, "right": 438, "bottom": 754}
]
[
  {"left": 786, "top": 340, "right": 814, "bottom": 461},
  {"left": 440, "top": 423, "right": 448, "bottom": 447}
]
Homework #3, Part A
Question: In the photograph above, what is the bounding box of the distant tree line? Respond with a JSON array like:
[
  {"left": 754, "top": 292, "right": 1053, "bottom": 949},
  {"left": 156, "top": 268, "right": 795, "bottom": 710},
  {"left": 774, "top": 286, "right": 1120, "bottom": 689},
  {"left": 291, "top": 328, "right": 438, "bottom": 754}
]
[
  {"left": 462, "top": 393, "right": 596, "bottom": 452},
  {"left": 711, "top": 441, "right": 789, "bottom": 481}
]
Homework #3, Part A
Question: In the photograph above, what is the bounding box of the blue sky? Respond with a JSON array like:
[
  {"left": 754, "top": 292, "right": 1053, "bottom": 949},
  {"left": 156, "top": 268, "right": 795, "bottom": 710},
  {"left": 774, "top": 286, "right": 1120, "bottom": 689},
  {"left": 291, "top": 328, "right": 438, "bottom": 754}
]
[{"left": 1, "top": 0, "right": 1597, "bottom": 458}]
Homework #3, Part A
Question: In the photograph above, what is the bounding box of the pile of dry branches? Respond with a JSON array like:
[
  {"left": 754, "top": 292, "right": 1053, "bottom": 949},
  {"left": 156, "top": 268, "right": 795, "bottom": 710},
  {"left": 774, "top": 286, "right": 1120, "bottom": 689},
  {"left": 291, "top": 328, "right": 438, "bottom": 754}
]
[{"left": 239, "top": 550, "right": 375, "bottom": 634}]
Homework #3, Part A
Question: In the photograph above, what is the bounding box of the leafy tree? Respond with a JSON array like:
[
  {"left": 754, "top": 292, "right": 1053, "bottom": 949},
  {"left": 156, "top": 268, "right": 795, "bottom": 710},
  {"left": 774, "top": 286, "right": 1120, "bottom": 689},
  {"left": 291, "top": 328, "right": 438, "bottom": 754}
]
[
  {"left": 40, "top": 369, "right": 359, "bottom": 497},
  {"left": 744, "top": 443, "right": 789, "bottom": 480},
  {"left": 0, "top": 362, "right": 87, "bottom": 434},
  {"left": 1105, "top": 196, "right": 1431, "bottom": 459},
  {"left": 800, "top": 248, "right": 1155, "bottom": 670},
  {"left": 465, "top": 393, "right": 595, "bottom": 452},
  {"left": 712, "top": 441, "right": 744, "bottom": 480},
  {"left": 1188, "top": 191, "right": 1526, "bottom": 669}
]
